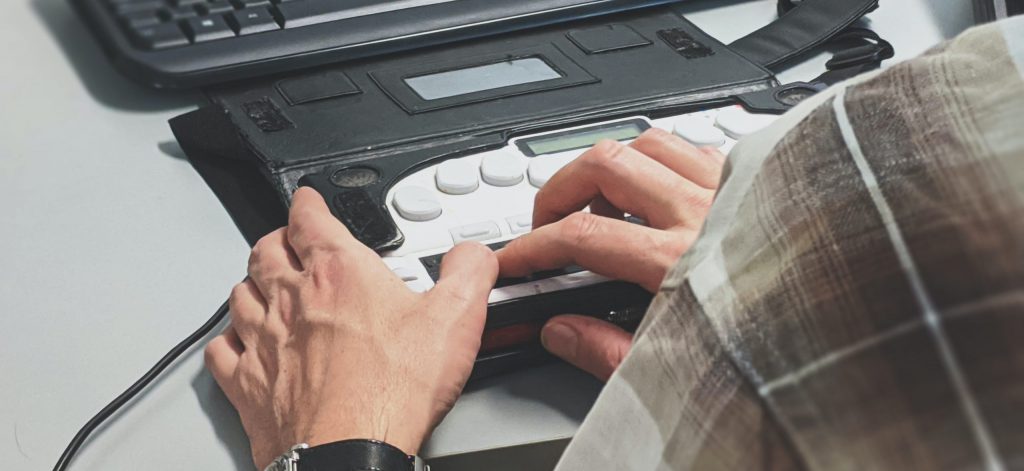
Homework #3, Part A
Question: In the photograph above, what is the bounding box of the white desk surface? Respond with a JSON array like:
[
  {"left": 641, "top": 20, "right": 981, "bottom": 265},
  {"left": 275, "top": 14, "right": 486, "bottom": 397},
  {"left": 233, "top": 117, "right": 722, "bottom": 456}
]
[{"left": 0, "top": 0, "right": 972, "bottom": 469}]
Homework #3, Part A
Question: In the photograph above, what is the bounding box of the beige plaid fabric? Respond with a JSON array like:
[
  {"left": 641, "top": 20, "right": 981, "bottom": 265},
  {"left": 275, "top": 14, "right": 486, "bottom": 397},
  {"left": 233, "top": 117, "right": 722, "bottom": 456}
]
[{"left": 556, "top": 18, "right": 1024, "bottom": 471}]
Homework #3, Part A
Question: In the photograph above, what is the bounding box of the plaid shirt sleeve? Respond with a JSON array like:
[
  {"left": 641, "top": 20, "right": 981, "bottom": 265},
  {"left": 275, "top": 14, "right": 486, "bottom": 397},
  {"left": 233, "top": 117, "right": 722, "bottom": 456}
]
[{"left": 556, "top": 17, "right": 1024, "bottom": 471}]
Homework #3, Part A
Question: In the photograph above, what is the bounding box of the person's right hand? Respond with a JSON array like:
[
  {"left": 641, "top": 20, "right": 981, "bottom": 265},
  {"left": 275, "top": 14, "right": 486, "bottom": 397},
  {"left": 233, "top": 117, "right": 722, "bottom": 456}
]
[{"left": 496, "top": 129, "right": 725, "bottom": 381}]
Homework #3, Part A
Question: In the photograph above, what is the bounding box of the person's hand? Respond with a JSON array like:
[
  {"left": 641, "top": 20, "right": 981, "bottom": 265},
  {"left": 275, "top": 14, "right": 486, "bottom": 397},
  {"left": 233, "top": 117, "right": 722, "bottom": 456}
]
[
  {"left": 496, "top": 129, "right": 725, "bottom": 381},
  {"left": 204, "top": 187, "right": 498, "bottom": 469}
]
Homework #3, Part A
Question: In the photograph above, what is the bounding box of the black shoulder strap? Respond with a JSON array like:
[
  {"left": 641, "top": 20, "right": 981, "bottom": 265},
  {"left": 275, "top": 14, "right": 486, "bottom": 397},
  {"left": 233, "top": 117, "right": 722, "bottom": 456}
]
[{"left": 730, "top": 0, "right": 880, "bottom": 70}]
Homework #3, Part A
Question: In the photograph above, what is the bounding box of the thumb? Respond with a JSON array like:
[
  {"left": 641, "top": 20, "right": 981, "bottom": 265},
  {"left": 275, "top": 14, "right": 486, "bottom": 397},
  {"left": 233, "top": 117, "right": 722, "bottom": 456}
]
[
  {"left": 431, "top": 242, "right": 499, "bottom": 311},
  {"left": 541, "top": 315, "right": 633, "bottom": 382}
]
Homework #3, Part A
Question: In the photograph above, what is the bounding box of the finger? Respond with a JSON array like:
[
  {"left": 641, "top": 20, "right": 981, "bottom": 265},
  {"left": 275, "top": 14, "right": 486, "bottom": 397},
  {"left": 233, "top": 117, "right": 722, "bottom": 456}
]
[
  {"left": 204, "top": 326, "right": 243, "bottom": 391},
  {"left": 228, "top": 279, "right": 266, "bottom": 347},
  {"left": 629, "top": 128, "right": 724, "bottom": 189},
  {"left": 541, "top": 315, "right": 633, "bottom": 382},
  {"left": 588, "top": 195, "right": 622, "bottom": 220},
  {"left": 497, "top": 212, "right": 690, "bottom": 292},
  {"left": 533, "top": 140, "right": 712, "bottom": 230},
  {"left": 248, "top": 228, "right": 303, "bottom": 298},
  {"left": 287, "top": 187, "right": 361, "bottom": 265},
  {"left": 431, "top": 242, "right": 499, "bottom": 314}
]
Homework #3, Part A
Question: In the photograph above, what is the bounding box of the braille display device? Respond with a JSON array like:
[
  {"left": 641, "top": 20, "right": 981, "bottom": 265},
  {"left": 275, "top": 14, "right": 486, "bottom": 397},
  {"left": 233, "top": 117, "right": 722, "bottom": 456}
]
[{"left": 171, "top": 0, "right": 889, "bottom": 376}]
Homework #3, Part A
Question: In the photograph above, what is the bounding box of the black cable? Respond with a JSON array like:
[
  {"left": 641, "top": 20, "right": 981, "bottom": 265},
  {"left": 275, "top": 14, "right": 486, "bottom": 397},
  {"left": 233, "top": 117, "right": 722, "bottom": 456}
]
[{"left": 53, "top": 299, "right": 231, "bottom": 471}]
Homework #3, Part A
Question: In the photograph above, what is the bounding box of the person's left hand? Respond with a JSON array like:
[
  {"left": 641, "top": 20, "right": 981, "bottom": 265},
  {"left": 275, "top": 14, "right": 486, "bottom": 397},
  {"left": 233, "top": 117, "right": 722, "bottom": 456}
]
[{"left": 204, "top": 187, "right": 498, "bottom": 469}]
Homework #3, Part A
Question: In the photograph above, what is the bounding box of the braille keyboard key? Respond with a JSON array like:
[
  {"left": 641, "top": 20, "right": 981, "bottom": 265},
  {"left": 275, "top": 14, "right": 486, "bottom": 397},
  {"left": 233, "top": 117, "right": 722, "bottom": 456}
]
[
  {"left": 227, "top": 8, "right": 282, "bottom": 35},
  {"left": 715, "top": 107, "right": 777, "bottom": 140},
  {"left": 481, "top": 151, "right": 524, "bottom": 187},
  {"left": 435, "top": 159, "right": 479, "bottom": 195},
  {"left": 672, "top": 116, "right": 726, "bottom": 147},
  {"left": 182, "top": 16, "right": 236, "bottom": 43},
  {"left": 131, "top": 22, "right": 190, "bottom": 50},
  {"left": 450, "top": 222, "right": 501, "bottom": 244},
  {"left": 392, "top": 186, "right": 442, "bottom": 222},
  {"left": 506, "top": 214, "right": 532, "bottom": 234}
]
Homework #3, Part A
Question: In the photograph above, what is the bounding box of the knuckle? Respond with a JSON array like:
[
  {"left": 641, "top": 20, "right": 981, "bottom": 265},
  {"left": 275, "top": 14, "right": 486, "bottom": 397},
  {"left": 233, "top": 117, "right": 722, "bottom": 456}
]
[
  {"left": 203, "top": 342, "right": 218, "bottom": 365},
  {"left": 582, "top": 139, "right": 625, "bottom": 170},
  {"left": 228, "top": 283, "right": 248, "bottom": 309},
  {"left": 563, "top": 212, "right": 602, "bottom": 247}
]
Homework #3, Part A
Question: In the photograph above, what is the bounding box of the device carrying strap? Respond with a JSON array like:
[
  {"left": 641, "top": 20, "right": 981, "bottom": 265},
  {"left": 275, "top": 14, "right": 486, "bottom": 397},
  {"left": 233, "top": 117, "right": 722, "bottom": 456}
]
[{"left": 730, "top": 0, "right": 881, "bottom": 71}]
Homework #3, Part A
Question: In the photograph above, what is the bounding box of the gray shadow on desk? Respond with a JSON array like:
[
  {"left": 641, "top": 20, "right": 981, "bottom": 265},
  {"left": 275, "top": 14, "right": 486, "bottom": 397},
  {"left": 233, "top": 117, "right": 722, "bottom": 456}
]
[
  {"left": 464, "top": 362, "right": 602, "bottom": 425},
  {"left": 191, "top": 371, "right": 255, "bottom": 471},
  {"left": 158, "top": 140, "right": 189, "bottom": 161},
  {"left": 30, "top": 0, "right": 200, "bottom": 112}
]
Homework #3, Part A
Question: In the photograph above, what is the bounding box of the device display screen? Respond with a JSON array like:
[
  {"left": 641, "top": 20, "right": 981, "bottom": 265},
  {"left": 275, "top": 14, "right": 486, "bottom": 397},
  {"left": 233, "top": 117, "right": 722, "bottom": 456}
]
[
  {"left": 521, "top": 121, "right": 647, "bottom": 156},
  {"left": 404, "top": 58, "right": 562, "bottom": 100}
]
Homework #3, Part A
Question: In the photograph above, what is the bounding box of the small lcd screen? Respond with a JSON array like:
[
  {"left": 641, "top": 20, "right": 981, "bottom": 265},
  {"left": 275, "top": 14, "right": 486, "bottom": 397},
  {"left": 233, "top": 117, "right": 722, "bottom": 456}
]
[
  {"left": 404, "top": 58, "right": 562, "bottom": 100},
  {"left": 522, "top": 121, "right": 647, "bottom": 156}
]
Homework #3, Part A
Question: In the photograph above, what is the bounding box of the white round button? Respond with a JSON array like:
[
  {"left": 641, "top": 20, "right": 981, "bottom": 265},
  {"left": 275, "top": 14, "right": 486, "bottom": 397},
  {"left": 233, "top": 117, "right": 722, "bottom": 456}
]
[
  {"left": 435, "top": 158, "right": 479, "bottom": 195},
  {"left": 673, "top": 116, "right": 726, "bottom": 147},
  {"left": 392, "top": 186, "right": 442, "bottom": 222},
  {"left": 715, "top": 107, "right": 777, "bottom": 139},
  {"left": 528, "top": 154, "right": 573, "bottom": 188},
  {"left": 480, "top": 151, "right": 524, "bottom": 187}
]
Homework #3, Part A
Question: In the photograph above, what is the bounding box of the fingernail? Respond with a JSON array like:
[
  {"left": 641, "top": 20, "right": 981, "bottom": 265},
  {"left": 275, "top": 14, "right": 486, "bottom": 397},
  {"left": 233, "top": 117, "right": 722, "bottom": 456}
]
[{"left": 541, "top": 322, "right": 578, "bottom": 360}]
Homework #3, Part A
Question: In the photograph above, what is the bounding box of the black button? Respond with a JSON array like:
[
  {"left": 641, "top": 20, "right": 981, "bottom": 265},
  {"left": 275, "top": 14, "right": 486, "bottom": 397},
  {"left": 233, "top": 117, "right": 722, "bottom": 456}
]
[
  {"left": 227, "top": 8, "right": 281, "bottom": 35},
  {"left": 121, "top": 11, "right": 161, "bottom": 28},
  {"left": 277, "top": 71, "right": 362, "bottom": 106},
  {"left": 198, "top": 0, "right": 235, "bottom": 15},
  {"left": 330, "top": 167, "right": 380, "bottom": 189},
  {"left": 182, "top": 16, "right": 236, "bottom": 43},
  {"left": 567, "top": 24, "right": 652, "bottom": 54},
  {"left": 657, "top": 28, "right": 715, "bottom": 59},
  {"left": 131, "top": 22, "right": 190, "bottom": 50},
  {"left": 160, "top": 5, "right": 199, "bottom": 21}
]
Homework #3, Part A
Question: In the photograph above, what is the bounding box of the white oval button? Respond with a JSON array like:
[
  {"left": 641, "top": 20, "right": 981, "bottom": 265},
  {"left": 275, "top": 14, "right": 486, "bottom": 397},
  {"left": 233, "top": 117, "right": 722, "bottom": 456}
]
[
  {"left": 715, "top": 107, "right": 777, "bottom": 139},
  {"left": 527, "top": 154, "right": 573, "bottom": 188},
  {"left": 480, "top": 151, "right": 524, "bottom": 187},
  {"left": 435, "top": 158, "right": 479, "bottom": 195},
  {"left": 392, "top": 186, "right": 442, "bottom": 222},
  {"left": 673, "top": 116, "right": 726, "bottom": 147}
]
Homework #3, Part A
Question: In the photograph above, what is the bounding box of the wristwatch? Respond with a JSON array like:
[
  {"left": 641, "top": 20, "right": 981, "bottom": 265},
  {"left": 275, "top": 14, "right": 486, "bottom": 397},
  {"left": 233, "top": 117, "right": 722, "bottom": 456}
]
[{"left": 264, "top": 440, "right": 429, "bottom": 471}]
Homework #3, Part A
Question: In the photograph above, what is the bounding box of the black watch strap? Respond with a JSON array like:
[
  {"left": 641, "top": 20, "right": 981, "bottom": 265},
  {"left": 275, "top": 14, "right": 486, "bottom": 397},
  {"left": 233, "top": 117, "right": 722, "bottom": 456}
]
[{"left": 296, "top": 439, "right": 415, "bottom": 471}]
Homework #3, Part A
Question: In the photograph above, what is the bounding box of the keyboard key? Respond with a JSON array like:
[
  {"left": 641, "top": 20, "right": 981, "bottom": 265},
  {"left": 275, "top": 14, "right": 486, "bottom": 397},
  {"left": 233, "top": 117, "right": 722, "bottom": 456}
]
[
  {"left": 121, "top": 11, "right": 161, "bottom": 28},
  {"left": 527, "top": 154, "right": 572, "bottom": 188},
  {"left": 435, "top": 158, "right": 479, "bottom": 195},
  {"left": 392, "top": 186, "right": 442, "bottom": 222},
  {"left": 227, "top": 8, "right": 282, "bottom": 35},
  {"left": 161, "top": 5, "right": 199, "bottom": 21},
  {"left": 112, "top": 0, "right": 164, "bottom": 15},
  {"left": 672, "top": 116, "right": 726, "bottom": 147},
  {"left": 391, "top": 266, "right": 420, "bottom": 283},
  {"left": 480, "top": 151, "right": 524, "bottom": 187},
  {"left": 450, "top": 222, "right": 501, "bottom": 244},
  {"left": 171, "top": 0, "right": 206, "bottom": 6},
  {"left": 275, "top": 0, "right": 383, "bottom": 28},
  {"left": 715, "top": 107, "right": 777, "bottom": 140},
  {"left": 232, "top": 0, "right": 272, "bottom": 8},
  {"left": 182, "top": 16, "right": 236, "bottom": 43},
  {"left": 506, "top": 214, "right": 532, "bottom": 234},
  {"left": 130, "top": 22, "right": 190, "bottom": 49},
  {"left": 198, "top": 0, "right": 236, "bottom": 15}
]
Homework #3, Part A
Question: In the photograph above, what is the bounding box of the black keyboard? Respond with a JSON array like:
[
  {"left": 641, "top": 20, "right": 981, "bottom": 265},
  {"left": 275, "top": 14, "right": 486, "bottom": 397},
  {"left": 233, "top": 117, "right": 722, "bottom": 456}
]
[{"left": 71, "top": 0, "right": 681, "bottom": 88}]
